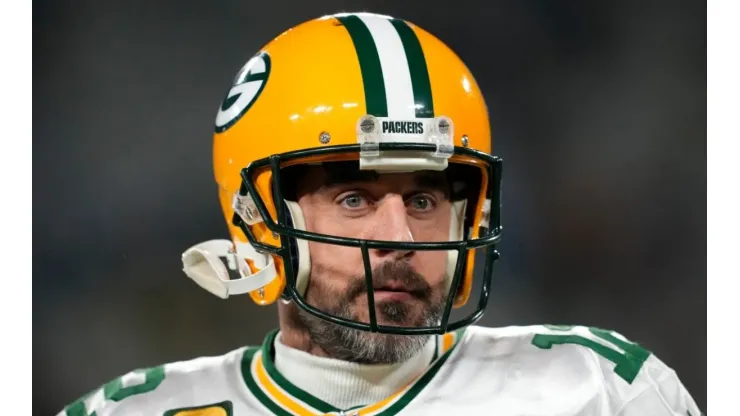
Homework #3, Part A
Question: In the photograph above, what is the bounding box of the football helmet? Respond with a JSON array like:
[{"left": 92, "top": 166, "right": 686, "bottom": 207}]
[{"left": 182, "top": 12, "right": 502, "bottom": 335}]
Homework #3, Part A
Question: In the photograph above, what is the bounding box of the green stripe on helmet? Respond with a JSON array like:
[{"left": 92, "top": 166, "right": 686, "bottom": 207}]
[
  {"left": 391, "top": 19, "right": 435, "bottom": 118},
  {"left": 337, "top": 15, "right": 389, "bottom": 117}
]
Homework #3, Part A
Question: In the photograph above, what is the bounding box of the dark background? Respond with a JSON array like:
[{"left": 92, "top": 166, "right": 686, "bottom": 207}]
[{"left": 33, "top": 0, "right": 706, "bottom": 413}]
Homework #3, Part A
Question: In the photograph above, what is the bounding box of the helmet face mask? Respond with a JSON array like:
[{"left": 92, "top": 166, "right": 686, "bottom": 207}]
[
  {"left": 182, "top": 11, "right": 503, "bottom": 337},
  {"left": 231, "top": 142, "right": 502, "bottom": 335}
]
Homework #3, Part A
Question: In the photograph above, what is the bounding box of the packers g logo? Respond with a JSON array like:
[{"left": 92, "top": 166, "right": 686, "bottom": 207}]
[{"left": 214, "top": 52, "right": 271, "bottom": 133}]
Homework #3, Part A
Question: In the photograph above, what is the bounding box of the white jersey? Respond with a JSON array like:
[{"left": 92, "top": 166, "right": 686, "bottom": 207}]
[{"left": 58, "top": 325, "right": 702, "bottom": 416}]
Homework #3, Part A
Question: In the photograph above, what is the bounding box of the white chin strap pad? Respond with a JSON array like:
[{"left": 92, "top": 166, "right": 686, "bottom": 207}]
[
  {"left": 445, "top": 199, "right": 468, "bottom": 291},
  {"left": 181, "top": 239, "right": 277, "bottom": 299},
  {"left": 284, "top": 200, "right": 312, "bottom": 297}
]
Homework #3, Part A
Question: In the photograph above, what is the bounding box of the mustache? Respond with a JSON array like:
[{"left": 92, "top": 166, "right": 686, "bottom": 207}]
[{"left": 345, "top": 261, "right": 432, "bottom": 301}]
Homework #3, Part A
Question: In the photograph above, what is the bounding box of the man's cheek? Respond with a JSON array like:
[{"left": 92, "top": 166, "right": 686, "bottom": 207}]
[
  {"left": 315, "top": 243, "right": 362, "bottom": 273},
  {"left": 415, "top": 252, "right": 448, "bottom": 281}
]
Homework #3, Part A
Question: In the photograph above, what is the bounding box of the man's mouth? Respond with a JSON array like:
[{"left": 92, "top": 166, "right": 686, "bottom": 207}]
[
  {"left": 371, "top": 282, "right": 421, "bottom": 301},
  {"left": 372, "top": 290, "right": 414, "bottom": 302},
  {"left": 375, "top": 283, "right": 407, "bottom": 292}
]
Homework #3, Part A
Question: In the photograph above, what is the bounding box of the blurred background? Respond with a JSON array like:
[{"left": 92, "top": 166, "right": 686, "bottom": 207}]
[{"left": 33, "top": 0, "right": 706, "bottom": 413}]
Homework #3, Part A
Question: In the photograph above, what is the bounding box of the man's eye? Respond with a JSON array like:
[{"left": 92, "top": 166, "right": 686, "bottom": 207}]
[
  {"left": 408, "top": 195, "right": 434, "bottom": 211},
  {"left": 340, "top": 194, "right": 366, "bottom": 209}
]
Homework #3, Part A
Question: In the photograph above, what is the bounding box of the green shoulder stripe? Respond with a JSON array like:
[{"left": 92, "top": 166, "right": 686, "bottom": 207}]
[{"left": 62, "top": 365, "right": 165, "bottom": 416}]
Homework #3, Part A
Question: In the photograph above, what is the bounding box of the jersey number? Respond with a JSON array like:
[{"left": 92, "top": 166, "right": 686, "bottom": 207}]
[{"left": 532, "top": 326, "right": 651, "bottom": 384}]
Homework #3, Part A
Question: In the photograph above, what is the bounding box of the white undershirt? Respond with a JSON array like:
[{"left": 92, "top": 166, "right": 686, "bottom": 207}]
[{"left": 273, "top": 332, "right": 436, "bottom": 409}]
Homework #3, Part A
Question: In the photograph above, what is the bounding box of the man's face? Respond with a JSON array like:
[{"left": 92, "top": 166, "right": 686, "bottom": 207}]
[{"left": 292, "top": 164, "right": 454, "bottom": 364}]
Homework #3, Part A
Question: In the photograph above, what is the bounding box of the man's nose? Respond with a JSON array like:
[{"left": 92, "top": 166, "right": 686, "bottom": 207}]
[{"left": 368, "top": 194, "right": 414, "bottom": 261}]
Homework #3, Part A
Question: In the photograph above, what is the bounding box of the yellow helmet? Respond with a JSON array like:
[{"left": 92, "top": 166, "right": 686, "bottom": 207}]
[{"left": 182, "top": 12, "right": 502, "bottom": 335}]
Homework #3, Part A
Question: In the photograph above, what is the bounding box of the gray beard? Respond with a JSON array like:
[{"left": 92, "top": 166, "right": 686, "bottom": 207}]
[
  {"left": 297, "top": 261, "right": 447, "bottom": 364},
  {"left": 296, "top": 300, "right": 443, "bottom": 364}
]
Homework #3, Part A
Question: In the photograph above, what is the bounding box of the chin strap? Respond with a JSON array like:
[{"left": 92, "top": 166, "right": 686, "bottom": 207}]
[{"left": 181, "top": 239, "right": 277, "bottom": 299}]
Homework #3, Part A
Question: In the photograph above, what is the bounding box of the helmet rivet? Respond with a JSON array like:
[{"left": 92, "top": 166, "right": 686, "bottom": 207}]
[
  {"left": 438, "top": 118, "right": 450, "bottom": 134},
  {"left": 258, "top": 287, "right": 265, "bottom": 299},
  {"left": 461, "top": 135, "right": 469, "bottom": 147},
  {"left": 319, "top": 132, "right": 331, "bottom": 144},
  {"left": 360, "top": 117, "right": 375, "bottom": 133}
]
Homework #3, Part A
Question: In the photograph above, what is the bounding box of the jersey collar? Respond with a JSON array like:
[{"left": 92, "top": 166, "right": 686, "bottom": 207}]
[{"left": 240, "top": 328, "right": 465, "bottom": 416}]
